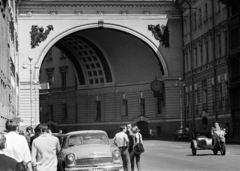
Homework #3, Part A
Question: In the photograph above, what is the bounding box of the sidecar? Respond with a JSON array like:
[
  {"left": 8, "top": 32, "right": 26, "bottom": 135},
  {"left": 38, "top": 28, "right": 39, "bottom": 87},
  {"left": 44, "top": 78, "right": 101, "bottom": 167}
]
[
  {"left": 190, "top": 135, "right": 213, "bottom": 155},
  {"left": 191, "top": 130, "right": 226, "bottom": 156}
]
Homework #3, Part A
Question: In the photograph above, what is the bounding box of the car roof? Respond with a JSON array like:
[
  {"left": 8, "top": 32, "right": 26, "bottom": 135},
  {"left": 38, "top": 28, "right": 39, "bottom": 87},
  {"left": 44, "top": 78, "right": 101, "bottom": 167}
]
[{"left": 66, "top": 130, "right": 107, "bottom": 135}]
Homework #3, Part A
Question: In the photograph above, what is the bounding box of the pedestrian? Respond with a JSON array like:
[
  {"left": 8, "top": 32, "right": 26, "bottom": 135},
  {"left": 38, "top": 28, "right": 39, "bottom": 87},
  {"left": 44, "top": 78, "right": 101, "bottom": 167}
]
[
  {"left": 30, "top": 124, "right": 40, "bottom": 148},
  {"left": 126, "top": 124, "right": 134, "bottom": 170},
  {"left": 31, "top": 123, "right": 61, "bottom": 171},
  {"left": 113, "top": 125, "right": 131, "bottom": 171},
  {"left": 24, "top": 126, "right": 33, "bottom": 148},
  {"left": 0, "top": 132, "right": 21, "bottom": 171},
  {"left": 224, "top": 123, "right": 230, "bottom": 140},
  {"left": 4, "top": 119, "right": 33, "bottom": 171},
  {"left": 132, "top": 126, "right": 143, "bottom": 171}
]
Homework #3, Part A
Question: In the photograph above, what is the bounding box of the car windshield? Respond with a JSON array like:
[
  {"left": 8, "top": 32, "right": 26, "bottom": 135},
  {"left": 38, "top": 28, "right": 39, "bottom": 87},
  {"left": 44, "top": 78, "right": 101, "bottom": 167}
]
[{"left": 67, "top": 133, "right": 109, "bottom": 147}]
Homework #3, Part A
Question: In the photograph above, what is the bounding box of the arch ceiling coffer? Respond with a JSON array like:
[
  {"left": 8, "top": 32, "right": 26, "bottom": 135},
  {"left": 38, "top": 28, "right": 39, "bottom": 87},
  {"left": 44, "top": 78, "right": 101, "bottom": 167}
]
[{"left": 58, "top": 35, "right": 112, "bottom": 86}]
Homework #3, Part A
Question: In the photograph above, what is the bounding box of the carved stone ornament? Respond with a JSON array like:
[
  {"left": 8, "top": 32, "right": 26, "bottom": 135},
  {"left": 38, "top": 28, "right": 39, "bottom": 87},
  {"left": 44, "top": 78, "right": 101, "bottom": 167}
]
[
  {"left": 148, "top": 24, "right": 170, "bottom": 48},
  {"left": 30, "top": 25, "right": 54, "bottom": 49}
]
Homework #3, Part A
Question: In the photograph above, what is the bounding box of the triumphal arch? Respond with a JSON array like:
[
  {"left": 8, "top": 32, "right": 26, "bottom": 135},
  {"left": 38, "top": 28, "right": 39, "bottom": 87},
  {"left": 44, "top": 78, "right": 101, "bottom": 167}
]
[{"left": 18, "top": 0, "right": 183, "bottom": 137}]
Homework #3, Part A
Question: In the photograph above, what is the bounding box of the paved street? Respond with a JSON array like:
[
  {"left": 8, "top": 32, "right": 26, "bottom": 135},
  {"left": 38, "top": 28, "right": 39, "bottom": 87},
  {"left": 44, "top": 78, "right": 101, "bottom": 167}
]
[{"left": 137, "top": 139, "right": 240, "bottom": 171}]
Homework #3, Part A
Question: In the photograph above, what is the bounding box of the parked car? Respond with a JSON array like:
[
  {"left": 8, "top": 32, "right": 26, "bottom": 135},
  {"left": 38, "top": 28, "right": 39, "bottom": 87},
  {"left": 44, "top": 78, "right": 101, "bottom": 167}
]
[
  {"left": 174, "top": 128, "right": 191, "bottom": 141},
  {"left": 57, "top": 130, "right": 123, "bottom": 171}
]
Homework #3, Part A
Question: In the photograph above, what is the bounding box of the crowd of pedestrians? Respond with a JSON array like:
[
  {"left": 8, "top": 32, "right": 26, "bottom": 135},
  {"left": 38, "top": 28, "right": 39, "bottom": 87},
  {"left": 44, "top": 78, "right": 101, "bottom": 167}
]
[
  {"left": 0, "top": 119, "right": 60, "bottom": 171},
  {"left": 113, "top": 124, "right": 143, "bottom": 171}
]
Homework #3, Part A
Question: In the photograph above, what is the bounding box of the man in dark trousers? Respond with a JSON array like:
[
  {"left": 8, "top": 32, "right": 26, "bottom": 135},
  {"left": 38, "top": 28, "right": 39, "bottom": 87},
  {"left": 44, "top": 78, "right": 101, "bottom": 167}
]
[
  {"left": 0, "top": 132, "right": 21, "bottom": 171},
  {"left": 113, "top": 125, "right": 131, "bottom": 171},
  {"left": 126, "top": 124, "right": 134, "bottom": 170}
]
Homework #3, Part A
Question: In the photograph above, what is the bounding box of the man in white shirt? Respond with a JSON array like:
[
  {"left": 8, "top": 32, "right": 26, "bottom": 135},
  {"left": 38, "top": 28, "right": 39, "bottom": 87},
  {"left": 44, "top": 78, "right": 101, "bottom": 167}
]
[
  {"left": 4, "top": 120, "right": 33, "bottom": 171},
  {"left": 31, "top": 123, "right": 60, "bottom": 171},
  {"left": 113, "top": 125, "right": 131, "bottom": 171}
]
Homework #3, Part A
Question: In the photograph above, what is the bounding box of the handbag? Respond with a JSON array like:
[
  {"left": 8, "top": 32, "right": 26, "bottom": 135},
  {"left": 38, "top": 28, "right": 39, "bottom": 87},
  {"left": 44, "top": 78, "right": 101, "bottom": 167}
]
[{"left": 134, "top": 133, "right": 145, "bottom": 154}]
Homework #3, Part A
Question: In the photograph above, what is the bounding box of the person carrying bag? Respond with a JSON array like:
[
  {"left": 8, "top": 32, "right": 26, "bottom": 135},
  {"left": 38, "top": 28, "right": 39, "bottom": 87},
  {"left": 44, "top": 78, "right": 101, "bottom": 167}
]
[{"left": 132, "top": 126, "right": 144, "bottom": 171}]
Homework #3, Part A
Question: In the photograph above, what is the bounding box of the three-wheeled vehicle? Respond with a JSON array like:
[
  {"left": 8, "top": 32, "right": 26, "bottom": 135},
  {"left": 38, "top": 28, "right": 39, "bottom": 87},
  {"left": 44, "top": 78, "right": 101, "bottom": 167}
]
[{"left": 190, "top": 129, "right": 226, "bottom": 156}]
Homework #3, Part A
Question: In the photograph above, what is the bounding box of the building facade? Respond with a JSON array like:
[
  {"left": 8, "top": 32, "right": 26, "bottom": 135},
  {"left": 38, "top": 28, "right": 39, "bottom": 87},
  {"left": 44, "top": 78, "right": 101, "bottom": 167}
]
[
  {"left": 0, "top": 0, "right": 19, "bottom": 131},
  {"left": 228, "top": 0, "right": 240, "bottom": 138},
  {"left": 17, "top": 0, "right": 185, "bottom": 137},
  {"left": 179, "top": 0, "right": 230, "bottom": 136}
]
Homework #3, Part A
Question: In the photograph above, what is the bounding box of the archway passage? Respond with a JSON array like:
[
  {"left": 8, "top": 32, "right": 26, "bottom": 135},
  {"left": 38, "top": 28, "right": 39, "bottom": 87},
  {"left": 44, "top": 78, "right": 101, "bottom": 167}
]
[
  {"left": 39, "top": 28, "right": 164, "bottom": 134},
  {"left": 136, "top": 121, "right": 149, "bottom": 139}
]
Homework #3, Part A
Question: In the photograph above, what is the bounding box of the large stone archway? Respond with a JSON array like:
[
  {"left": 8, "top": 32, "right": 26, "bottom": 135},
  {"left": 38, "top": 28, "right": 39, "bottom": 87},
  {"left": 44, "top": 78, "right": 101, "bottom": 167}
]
[
  {"left": 18, "top": 0, "right": 183, "bottom": 136},
  {"left": 34, "top": 23, "right": 169, "bottom": 80}
]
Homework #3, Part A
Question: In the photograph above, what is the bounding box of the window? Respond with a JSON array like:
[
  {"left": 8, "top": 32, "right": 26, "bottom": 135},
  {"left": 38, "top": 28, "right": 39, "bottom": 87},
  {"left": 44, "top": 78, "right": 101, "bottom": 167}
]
[
  {"left": 218, "top": 34, "right": 221, "bottom": 58},
  {"left": 203, "top": 90, "right": 208, "bottom": 110},
  {"left": 217, "top": 1, "right": 221, "bottom": 12},
  {"left": 185, "top": 52, "right": 188, "bottom": 72},
  {"left": 198, "top": 8, "right": 202, "bottom": 26},
  {"left": 188, "top": 50, "right": 191, "bottom": 71},
  {"left": 212, "top": 84, "right": 215, "bottom": 114},
  {"left": 45, "top": 68, "right": 54, "bottom": 89},
  {"left": 59, "top": 66, "right": 68, "bottom": 90},
  {"left": 62, "top": 103, "right": 67, "bottom": 119},
  {"left": 61, "top": 72, "right": 67, "bottom": 90},
  {"left": 202, "top": 79, "right": 208, "bottom": 110},
  {"left": 200, "top": 44, "right": 203, "bottom": 66},
  {"left": 96, "top": 101, "right": 101, "bottom": 121},
  {"left": 184, "top": 19, "right": 188, "bottom": 35},
  {"left": 193, "top": 12, "right": 197, "bottom": 29},
  {"left": 75, "top": 102, "right": 78, "bottom": 123},
  {"left": 140, "top": 98, "right": 145, "bottom": 116},
  {"left": 230, "top": 27, "right": 239, "bottom": 50},
  {"left": 205, "top": 41, "right": 209, "bottom": 64},
  {"left": 224, "top": 31, "right": 228, "bottom": 56},
  {"left": 204, "top": 3, "right": 208, "bottom": 22},
  {"left": 156, "top": 98, "right": 162, "bottom": 114},
  {"left": 122, "top": 99, "right": 128, "bottom": 116},
  {"left": 49, "top": 104, "right": 54, "bottom": 121},
  {"left": 194, "top": 47, "right": 198, "bottom": 68},
  {"left": 218, "top": 81, "right": 223, "bottom": 111}
]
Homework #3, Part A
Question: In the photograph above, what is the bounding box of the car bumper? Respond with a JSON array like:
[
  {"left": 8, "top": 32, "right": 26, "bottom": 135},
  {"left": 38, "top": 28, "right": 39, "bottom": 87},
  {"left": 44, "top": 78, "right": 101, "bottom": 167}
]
[{"left": 65, "top": 164, "right": 123, "bottom": 171}]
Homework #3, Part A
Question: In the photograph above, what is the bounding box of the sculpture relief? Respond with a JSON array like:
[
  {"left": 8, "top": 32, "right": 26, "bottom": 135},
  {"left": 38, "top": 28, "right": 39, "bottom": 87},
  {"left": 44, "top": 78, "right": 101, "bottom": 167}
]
[
  {"left": 148, "top": 24, "right": 170, "bottom": 48},
  {"left": 30, "top": 25, "right": 54, "bottom": 49}
]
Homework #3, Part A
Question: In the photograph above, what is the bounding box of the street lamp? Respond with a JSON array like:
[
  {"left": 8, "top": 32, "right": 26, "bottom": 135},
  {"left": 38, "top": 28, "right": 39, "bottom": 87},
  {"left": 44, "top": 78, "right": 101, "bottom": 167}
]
[
  {"left": 22, "top": 56, "right": 39, "bottom": 127},
  {"left": 175, "top": 78, "right": 186, "bottom": 129}
]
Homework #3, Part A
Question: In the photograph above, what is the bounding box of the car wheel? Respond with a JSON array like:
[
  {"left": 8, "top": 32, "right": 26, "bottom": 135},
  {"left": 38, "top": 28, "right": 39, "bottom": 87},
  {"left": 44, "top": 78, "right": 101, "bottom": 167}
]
[
  {"left": 220, "top": 143, "right": 226, "bottom": 155},
  {"left": 191, "top": 148, "right": 197, "bottom": 155}
]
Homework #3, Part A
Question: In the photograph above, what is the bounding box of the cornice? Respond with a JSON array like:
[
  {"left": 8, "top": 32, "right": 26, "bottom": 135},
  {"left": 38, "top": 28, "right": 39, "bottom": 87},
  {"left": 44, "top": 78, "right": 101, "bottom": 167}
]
[
  {"left": 18, "top": 1, "right": 181, "bottom": 17},
  {"left": 19, "top": 1, "right": 175, "bottom": 8}
]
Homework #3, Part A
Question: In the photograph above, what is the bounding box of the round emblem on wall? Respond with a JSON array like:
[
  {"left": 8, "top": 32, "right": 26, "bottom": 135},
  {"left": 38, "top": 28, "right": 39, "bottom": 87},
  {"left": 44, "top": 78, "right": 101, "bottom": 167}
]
[{"left": 150, "top": 80, "right": 163, "bottom": 92}]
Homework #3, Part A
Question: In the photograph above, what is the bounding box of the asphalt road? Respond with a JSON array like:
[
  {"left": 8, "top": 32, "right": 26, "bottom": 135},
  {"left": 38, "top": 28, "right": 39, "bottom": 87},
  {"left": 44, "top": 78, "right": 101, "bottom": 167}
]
[{"left": 136, "top": 139, "right": 240, "bottom": 171}]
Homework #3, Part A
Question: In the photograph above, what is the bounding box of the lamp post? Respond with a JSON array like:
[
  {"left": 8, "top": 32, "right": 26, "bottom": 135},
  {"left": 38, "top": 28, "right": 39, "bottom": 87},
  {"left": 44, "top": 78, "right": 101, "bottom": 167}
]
[
  {"left": 22, "top": 56, "right": 39, "bottom": 127},
  {"left": 176, "top": 78, "right": 186, "bottom": 129}
]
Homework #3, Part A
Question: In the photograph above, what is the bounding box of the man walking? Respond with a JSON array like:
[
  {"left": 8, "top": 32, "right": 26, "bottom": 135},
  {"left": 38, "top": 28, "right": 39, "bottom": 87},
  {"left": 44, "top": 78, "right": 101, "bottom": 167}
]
[
  {"left": 4, "top": 120, "right": 33, "bottom": 171},
  {"left": 31, "top": 123, "right": 61, "bottom": 171},
  {"left": 0, "top": 132, "right": 21, "bottom": 171},
  {"left": 113, "top": 125, "right": 131, "bottom": 171}
]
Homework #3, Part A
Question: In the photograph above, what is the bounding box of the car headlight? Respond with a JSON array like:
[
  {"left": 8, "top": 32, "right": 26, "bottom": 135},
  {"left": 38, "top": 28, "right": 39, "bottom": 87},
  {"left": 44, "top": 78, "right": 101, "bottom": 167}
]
[
  {"left": 66, "top": 153, "right": 75, "bottom": 164},
  {"left": 112, "top": 150, "right": 121, "bottom": 161}
]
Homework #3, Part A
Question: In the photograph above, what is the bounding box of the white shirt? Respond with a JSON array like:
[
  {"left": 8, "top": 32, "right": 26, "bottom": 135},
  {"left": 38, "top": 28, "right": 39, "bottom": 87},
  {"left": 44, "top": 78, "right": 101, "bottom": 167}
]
[
  {"left": 113, "top": 132, "right": 129, "bottom": 147},
  {"left": 4, "top": 131, "right": 32, "bottom": 164},
  {"left": 32, "top": 133, "right": 60, "bottom": 171}
]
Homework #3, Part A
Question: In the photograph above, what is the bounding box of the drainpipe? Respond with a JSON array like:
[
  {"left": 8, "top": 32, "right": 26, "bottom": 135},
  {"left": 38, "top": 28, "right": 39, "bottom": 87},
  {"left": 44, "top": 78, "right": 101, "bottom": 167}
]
[
  {"left": 185, "top": 0, "right": 196, "bottom": 136},
  {"left": 211, "top": 0, "right": 218, "bottom": 121}
]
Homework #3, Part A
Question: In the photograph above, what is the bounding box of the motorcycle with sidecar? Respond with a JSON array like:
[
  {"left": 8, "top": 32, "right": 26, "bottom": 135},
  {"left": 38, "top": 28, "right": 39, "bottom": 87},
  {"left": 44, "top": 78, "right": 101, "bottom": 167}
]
[{"left": 190, "top": 129, "right": 226, "bottom": 156}]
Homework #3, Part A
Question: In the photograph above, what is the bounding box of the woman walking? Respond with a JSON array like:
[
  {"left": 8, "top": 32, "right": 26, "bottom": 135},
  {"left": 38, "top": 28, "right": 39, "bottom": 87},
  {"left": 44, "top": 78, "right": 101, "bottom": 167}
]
[{"left": 132, "top": 126, "right": 143, "bottom": 171}]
